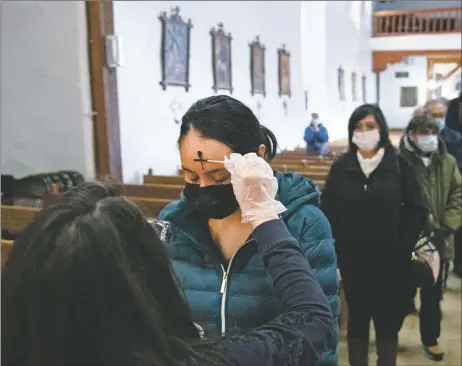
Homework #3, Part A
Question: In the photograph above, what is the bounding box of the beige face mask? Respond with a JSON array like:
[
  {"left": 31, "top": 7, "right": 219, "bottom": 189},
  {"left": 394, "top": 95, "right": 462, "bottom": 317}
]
[{"left": 352, "top": 129, "right": 380, "bottom": 152}]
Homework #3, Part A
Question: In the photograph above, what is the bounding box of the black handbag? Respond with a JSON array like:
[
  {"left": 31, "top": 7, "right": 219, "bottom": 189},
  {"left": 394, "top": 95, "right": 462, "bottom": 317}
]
[{"left": 408, "top": 233, "right": 440, "bottom": 288}]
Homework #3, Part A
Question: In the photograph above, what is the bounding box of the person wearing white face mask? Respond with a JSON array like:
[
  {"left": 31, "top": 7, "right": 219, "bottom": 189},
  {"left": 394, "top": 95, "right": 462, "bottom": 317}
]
[
  {"left": 304, "top": 113, "right": 330, "bottom": 156},
  {"left": 399, "top": 114, "right": 462, "bottom": 362},
  {"left": 321, "top": 104, "right": 429, "bottom": 366}
]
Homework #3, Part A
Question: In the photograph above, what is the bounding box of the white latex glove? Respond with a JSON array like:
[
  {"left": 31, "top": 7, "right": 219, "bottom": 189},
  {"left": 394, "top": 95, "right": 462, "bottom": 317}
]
[{"left": 224, "top": 153, "right": 287, "bottom": 223}]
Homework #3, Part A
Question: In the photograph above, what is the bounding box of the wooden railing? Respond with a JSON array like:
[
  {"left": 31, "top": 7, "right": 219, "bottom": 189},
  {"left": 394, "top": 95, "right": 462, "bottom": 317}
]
[{"left": 373, "top": 7, "right": 461, "bottom": 36}]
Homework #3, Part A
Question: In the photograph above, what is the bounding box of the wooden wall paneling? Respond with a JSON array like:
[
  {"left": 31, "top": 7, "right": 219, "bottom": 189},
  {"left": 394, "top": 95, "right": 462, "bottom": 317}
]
[{"left": 86, "top": 1, "right": 123, "bottom": 182}]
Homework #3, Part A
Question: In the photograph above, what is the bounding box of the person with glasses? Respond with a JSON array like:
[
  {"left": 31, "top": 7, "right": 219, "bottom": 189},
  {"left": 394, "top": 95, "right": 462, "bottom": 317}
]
[{"left": 399, "top": 114, "right": 462, "bottom": 361}]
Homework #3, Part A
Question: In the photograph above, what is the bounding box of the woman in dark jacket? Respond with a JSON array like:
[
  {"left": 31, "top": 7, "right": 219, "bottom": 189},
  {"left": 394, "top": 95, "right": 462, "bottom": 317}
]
[
  {"left": 321, "top": 104, "right": 428, "bottom": 366},
  {"left": 159, "top": 95, "right": 339, "bottom": 366}
]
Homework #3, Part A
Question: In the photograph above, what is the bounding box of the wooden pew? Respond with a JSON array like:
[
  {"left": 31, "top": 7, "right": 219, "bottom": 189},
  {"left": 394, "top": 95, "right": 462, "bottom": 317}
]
[
  {"left": 130, "top": 197, "right": 172, "bottom": 218},
  {"left": 271, "top": 163, "right": 331, "bottom": 173},
  {"left": 144, "top": 173, "right": 184, "bottom": 185},
  {"left": 2, "top": 239, "right": 13, "bottom": 266},
  {"left": 144, "top": 171, "right": 326, "bottom": 189},
  {"left": 116, "top": 183, "right": 183, "bottom": 201},
  {"left": 1, "top": 196, "right": 173, "bottom": 234},
  {"left": 1, "top": 205, "right": 39, "bottom": 231},
  {"left": 271, "top": 157, "right": 334, "bottom": 165}
]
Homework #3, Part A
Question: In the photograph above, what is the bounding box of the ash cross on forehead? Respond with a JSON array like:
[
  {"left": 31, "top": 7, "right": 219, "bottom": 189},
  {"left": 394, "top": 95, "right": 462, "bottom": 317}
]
[{"left": 193, "top": 151, "right": 206, "bottom": 169}]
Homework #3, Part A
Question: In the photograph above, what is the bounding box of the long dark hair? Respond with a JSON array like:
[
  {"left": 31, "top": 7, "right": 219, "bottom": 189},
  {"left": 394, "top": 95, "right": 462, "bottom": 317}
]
[
  {"left": 1, "top": 182, "right": 232, "bottom": 366},
  {"left": 347, "top": 103, "right": 391, "bottom": 152},
  {"left": 178, "top": 95, "right": 278, "bottom": 161}
]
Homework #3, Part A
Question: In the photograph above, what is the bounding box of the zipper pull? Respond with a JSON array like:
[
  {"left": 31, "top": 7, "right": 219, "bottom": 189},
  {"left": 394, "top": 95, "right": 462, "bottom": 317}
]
[
  {"left": 220, "top": 272, "right": 228, "bottom": 294},
  {"left": 364, "top": 184, "right": 367, "bottom": 191}
]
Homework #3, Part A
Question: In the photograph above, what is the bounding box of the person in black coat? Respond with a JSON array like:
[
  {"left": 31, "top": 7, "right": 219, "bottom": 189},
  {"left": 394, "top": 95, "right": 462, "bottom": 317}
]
[
  {"left": 441, "top": 94, "right": 462, "bottom": 277},
  {"left": 321, "top": 104, "right": 429, "bottom": 366}
]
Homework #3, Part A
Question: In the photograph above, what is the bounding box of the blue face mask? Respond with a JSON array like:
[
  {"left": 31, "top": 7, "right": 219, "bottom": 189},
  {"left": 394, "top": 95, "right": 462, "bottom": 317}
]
[{"left": 435, "top": 118, "right": 445, "bottom": 131}]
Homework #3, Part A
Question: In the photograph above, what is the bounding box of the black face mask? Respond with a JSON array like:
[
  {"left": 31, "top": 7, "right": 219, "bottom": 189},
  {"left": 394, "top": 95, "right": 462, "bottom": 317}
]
[{"left": 183, "top": 183, "right": 239, "bottom": 219}]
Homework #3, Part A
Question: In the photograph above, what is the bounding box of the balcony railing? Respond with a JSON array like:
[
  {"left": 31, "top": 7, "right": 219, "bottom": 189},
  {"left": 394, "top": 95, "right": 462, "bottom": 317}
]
[{"left": 373, "top": 7, "right": 461, "bottom": 36}]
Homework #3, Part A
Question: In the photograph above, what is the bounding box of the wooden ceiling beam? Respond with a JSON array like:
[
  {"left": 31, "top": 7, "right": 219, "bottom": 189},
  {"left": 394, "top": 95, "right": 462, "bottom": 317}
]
[
  {"left": 373, "top": 50, "right": 462, "bottom": 72},
  {"left": 443, "top": 62, "right": 462, "bottom": 80}
]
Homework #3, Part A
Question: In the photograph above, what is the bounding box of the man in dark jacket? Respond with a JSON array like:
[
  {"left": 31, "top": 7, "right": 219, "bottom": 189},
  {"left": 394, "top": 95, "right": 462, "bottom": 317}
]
[
  {"left": 399, "top": 114, "right": 462, "bottom": 362},
  {"left": 440, "top": 95, "right": 462, "bottom": 277}
]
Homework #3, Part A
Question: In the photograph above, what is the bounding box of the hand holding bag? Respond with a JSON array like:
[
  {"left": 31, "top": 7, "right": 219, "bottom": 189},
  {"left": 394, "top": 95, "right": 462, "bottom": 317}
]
[{"left": 408, "top": 233, "right": 440, "bottom": 288}]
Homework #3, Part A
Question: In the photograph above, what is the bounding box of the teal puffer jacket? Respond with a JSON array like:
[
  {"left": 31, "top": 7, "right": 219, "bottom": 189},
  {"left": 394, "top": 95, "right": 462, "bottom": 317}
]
[{"left": 159, "top": 172, "right": 339, "bottom": 366}]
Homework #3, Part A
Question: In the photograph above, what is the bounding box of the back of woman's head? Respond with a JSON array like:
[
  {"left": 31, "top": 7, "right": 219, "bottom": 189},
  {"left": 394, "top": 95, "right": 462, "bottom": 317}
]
[
  {"left": 1, "top": 182, "right": 199, "bottom": 366},
  {"left": 347, "top": 103, "right": 391, "bottom": 151},
  {"left": 178, "top": 95, "right": 278, "bottom": 160}
]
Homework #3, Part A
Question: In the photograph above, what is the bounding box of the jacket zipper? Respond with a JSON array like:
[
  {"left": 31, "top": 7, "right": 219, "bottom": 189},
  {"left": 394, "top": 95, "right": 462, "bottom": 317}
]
[
  {"left": 220, "top": 256, "right": 235, "bottom": 334},
  {"left": 219, "top": 238, "right": 252, "bottom": 334}
]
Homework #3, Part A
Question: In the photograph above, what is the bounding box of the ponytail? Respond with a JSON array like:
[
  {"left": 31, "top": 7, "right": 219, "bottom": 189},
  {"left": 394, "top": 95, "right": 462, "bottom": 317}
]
[{"left": 259, "top": 125, "right": 278, "bottom": 161}]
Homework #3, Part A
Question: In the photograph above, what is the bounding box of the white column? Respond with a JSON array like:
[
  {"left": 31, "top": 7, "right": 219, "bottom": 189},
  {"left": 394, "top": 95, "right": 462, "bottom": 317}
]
[{"left": 301, "top": 1, "right": 329, "bottom": 121}]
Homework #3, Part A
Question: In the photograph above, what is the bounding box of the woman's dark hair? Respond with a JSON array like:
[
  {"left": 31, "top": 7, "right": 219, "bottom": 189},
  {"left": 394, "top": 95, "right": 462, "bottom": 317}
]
[
  {"left": 1, "top": 182, "right": 232, "bottom": 366},
  {"left": 178, "top": 95, "right": 278, "bottom": 161},
  {"left": 406, "top": 114, "right": 438, "bottom": 134},
  {"left": 347, "top": 103, "right": 391, "bottom": 151}
]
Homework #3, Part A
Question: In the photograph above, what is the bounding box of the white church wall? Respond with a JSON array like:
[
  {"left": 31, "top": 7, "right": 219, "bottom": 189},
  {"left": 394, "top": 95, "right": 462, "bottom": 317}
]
[
  {"left": 439, "top": 67, "right": 461, "bottom": 99},
  {"left": 371, "top": 33, "right": 462, "bottom": 52},
  {"left": 0, "top": 1, "right": 95, "bottom": 178},
  {"left": 379, "top": 56, "right": 428, "bottom": 128},
  {"left": 113, "top": 1, "right": 305, "bottom": 183},
  {"left": 302, "top": 1, "right": 376, "bottom": 142}
]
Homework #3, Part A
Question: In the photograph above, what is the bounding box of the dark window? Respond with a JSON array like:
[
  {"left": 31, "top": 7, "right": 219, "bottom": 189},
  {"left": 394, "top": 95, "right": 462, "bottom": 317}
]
[
  {"left": 400, "top": 86, "right": 418, "bottom": 107},
  {"left": 395, "top": 71, "right": 409, "bottom": 78}
]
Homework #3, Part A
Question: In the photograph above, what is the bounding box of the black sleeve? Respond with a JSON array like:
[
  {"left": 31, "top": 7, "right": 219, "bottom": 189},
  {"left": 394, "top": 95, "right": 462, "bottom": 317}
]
[
  {"left": 218, "top": 219, "right": 334, "bottom": 366},
  {"left": 321, "top": 160, "right": 340, "bottom": 260},
  {"left": 398, "top": 155, "right": 430, "bottom": 258}
]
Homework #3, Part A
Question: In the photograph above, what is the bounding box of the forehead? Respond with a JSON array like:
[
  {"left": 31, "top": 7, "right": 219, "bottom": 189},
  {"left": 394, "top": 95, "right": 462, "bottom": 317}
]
[
  {"left": 358, "top": 114, "right": 377, "bottom": 124},
  {"left": 427, "top": 102, "right": 445, "bottom": 113},
  {"left": 179, "top": 130, "right": 231, "bottom": 165}
]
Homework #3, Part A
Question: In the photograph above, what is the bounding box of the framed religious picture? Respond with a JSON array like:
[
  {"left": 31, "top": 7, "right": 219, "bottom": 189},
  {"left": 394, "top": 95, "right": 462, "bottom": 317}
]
[
  {"left": 210, "top": 23, "right": 233, "bottom": 93},
  {"left": 249, "top": 36, "right": 266, "bottom": 97},
  {"left": 277, "top": 44, "right": 291, "bottom": 97},
  {"left": 159, "top": 6, "right": 193, "bottom": 91}
]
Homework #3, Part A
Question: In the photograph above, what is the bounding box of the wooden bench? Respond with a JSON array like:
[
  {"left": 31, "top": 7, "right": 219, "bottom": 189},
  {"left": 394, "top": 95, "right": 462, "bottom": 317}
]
[
  {"left": 130, "top": 196, "right": 172, "bottom": 218},
  {"left": 271, "top": 163, "right": 331, "bottom": 173},
  {"left": 271, "top": 158, "right": 334, "bottom": 166},
  {"left": 1, "top": 205, "right": 39, "bottom": 231}
]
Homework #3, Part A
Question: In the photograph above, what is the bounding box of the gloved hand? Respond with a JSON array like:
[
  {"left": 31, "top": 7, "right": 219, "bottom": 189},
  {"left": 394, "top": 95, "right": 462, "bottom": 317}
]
[{"left": 224, "top": 153, "right": 287, "bottom": 224}]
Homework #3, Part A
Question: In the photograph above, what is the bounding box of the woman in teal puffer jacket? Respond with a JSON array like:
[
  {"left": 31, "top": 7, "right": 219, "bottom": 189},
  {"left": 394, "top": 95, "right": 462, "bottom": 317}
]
[{"left": 158, "top": 95, "right": 339, "bottom": 366}]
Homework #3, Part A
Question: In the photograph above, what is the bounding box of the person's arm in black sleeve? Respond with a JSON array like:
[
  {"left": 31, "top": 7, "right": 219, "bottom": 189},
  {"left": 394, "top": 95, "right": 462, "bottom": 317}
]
[
  {"left": 399, "top": 156, "right": 430, "bottom": 258},
  {"left": 321, "top": 160, "right": 339, "bottom": 259},
  {"left": 219, "top": 219, "right": 334, "bottom": 366}
]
